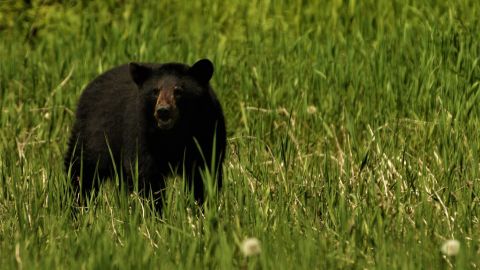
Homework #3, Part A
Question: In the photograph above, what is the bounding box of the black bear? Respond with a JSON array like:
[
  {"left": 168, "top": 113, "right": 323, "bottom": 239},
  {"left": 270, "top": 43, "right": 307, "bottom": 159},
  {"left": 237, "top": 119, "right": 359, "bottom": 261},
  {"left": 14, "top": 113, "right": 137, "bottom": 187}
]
[{"left": 64, "top": 59, "right": 226, "bottom": 207}]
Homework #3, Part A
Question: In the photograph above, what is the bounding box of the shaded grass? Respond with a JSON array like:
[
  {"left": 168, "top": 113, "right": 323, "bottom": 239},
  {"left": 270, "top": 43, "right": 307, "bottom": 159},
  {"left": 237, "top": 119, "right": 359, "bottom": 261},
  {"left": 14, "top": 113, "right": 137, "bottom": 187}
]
[{"left": 1, "top": 0, "right": 480, "bottom": 269}]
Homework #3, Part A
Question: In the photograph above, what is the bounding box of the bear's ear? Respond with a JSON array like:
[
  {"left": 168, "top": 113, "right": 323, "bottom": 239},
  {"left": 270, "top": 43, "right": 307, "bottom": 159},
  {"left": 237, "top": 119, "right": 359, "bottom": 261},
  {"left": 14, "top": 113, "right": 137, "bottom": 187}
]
[
  {"left": 189, "top": 59, "right": 214, "bottom": 84},
  {"left": 129, "top": 62, "right": 152, "bottom": 87}
]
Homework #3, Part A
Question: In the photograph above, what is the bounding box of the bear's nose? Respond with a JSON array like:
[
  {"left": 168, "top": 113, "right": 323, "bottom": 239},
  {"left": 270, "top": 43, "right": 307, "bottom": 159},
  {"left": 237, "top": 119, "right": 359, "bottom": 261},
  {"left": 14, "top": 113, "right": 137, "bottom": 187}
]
[{"left": 156, "top": 106, "right": 171, "bottom": 121}]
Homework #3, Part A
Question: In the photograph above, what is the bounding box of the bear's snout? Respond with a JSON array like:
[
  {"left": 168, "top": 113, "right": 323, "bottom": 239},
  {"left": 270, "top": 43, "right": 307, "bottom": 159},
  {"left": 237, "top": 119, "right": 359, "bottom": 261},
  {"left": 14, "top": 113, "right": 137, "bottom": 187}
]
[
  {"left": 156, "top": 105, "right": 172, "bottom": 121},
  {"left": 154, "top": 104, "right": 178, "bottom": 129}
]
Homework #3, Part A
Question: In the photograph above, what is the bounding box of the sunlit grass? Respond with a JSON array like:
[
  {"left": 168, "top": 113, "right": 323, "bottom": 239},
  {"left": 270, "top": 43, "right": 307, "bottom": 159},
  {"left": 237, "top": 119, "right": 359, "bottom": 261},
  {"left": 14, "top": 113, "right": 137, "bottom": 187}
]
[{"left": 0, "top": 0, "right": 479, "bottom": 269}]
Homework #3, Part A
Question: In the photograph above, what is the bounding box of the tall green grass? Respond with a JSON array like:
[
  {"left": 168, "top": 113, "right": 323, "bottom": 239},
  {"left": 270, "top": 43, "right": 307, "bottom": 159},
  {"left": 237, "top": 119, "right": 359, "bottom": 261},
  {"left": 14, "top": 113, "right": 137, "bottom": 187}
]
[{"left": 1, "top": 0, "right": 479, "bottom": 268}]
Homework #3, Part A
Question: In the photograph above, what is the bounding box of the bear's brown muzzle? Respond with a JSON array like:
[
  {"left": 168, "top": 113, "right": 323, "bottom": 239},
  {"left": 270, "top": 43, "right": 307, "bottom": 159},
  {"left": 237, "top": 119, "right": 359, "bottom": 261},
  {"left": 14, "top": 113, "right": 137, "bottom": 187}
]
[
  {"left": 154, "top": 104, "right": 178, "bottom": 129},
  {"left": 155, "top": 105, "right": 172, "bottom": 121}
]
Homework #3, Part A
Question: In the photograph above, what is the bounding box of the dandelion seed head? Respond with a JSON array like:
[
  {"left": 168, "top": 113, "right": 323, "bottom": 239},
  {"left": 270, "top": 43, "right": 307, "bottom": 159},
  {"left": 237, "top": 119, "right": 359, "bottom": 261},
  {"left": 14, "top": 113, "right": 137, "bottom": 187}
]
[
  {"left": 307, "top": 105, "right": 317, "bottom": 114},
  {"left": 240, "top": 237, "right": 261, "bottom": 257},
  {"left": 441, "top": 239, "right": 460, "bottom": 256}
]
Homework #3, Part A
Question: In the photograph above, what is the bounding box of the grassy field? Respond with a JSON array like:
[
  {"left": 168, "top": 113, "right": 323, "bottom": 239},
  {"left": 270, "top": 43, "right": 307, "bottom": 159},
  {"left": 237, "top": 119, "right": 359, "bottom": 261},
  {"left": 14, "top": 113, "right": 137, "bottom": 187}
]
[{"left": 1, "top": 0, "right": 479, "bottom": 269}]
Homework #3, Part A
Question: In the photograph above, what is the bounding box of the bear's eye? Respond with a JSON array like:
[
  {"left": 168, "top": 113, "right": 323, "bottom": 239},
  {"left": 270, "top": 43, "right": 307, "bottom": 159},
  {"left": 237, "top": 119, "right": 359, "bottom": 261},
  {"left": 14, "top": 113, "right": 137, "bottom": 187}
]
[
  {"left": 152, "top": 88, "right": 160, "bottom": 96},
  {"left": 174, "top": 86, "right": 183, "bottom": 97}
]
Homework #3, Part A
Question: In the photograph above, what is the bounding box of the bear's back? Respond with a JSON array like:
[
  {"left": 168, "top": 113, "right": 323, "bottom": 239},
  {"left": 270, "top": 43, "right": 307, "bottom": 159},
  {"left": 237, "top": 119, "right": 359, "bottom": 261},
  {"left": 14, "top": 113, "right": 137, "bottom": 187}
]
[{"left": 72, "top": 65, "right": 139, "bottom": 165}]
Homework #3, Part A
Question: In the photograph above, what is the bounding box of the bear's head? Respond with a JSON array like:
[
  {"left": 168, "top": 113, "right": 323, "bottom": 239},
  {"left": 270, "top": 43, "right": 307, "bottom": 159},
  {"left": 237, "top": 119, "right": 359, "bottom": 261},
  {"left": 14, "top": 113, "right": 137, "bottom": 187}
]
[{"left": 129, "top": 59, "right": 214, "bottom": 130}]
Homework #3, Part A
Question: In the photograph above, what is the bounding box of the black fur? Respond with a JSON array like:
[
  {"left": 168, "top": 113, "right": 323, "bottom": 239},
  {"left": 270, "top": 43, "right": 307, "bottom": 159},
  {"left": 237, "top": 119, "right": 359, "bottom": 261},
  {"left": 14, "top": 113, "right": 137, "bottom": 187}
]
[{"left": 64, "top": 59, "right": 226, "bottom": 207}]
